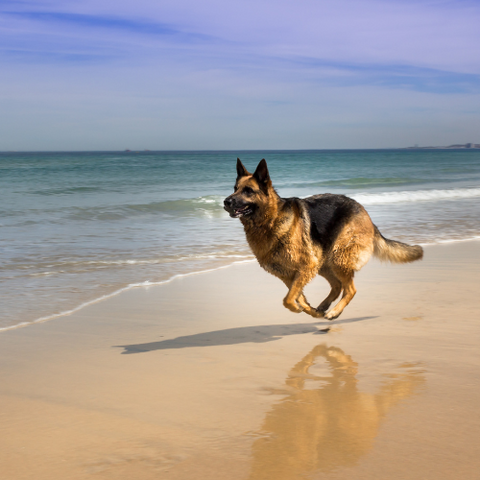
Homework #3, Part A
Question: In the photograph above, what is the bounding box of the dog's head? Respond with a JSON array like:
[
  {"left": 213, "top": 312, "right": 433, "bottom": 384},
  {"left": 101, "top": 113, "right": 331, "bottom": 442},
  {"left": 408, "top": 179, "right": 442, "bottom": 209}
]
[{"left": 224, "top": 158, "right": 273, "bottom": 221}]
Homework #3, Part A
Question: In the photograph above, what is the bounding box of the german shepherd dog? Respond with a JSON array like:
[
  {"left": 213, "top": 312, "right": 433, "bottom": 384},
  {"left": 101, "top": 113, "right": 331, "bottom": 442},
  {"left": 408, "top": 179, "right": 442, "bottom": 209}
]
[{"left": 224, "top": 159, "right": 423, "bottom": 320}]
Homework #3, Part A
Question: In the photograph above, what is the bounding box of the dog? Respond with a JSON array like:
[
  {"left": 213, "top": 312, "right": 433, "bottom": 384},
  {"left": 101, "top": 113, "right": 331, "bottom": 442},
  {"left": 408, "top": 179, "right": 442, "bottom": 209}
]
[{"left": 224, "top": 158, "right": 423, "bottom": 319}]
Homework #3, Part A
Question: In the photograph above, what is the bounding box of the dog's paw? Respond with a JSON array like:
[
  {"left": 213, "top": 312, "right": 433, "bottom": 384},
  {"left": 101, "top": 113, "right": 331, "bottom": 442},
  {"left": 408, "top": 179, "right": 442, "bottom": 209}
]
[
  {"left": 308, "top": 308, "right": 324, "bottom": 319},
  {"left": 324, "top": 310, "right": 341, "bottom": 320},
  {"left": 283, "top": 299, "right": 303, "bottom": 313}
]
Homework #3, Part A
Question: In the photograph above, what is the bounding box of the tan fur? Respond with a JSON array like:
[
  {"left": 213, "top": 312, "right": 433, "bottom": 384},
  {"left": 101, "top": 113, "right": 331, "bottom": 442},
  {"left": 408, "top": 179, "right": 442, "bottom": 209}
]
[
  {"left": 373, "top": 226, "right": 423, "bottom": 263},
  {"left": 224, "top": 159, "right": 423, "bottom": 320}
]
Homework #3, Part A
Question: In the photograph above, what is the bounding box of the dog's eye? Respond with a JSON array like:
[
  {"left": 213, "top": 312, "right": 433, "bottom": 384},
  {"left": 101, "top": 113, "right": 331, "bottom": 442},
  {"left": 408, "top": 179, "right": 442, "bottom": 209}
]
[{"left": 243, "top": 187, "right": 254, "bottom": 195}]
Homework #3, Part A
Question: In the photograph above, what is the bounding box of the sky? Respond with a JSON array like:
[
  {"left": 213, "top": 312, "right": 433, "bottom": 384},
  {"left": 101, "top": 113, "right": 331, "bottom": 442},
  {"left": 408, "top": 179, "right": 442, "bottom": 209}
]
[{"left": 0, "top": 0, "right": 479, "bottom": 150}]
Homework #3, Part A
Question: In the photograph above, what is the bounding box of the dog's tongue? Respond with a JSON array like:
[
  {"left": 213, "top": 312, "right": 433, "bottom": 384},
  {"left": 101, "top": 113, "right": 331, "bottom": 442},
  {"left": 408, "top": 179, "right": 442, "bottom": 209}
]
[{"left": 231, "top": 205, "right": 252, "bottom": 218}]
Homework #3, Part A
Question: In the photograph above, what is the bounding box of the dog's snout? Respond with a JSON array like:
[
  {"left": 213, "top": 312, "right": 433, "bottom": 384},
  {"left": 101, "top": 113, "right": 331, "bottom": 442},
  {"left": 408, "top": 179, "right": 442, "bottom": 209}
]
[{"left": 224, "top": 197, "right": 233, "bottom": 208}]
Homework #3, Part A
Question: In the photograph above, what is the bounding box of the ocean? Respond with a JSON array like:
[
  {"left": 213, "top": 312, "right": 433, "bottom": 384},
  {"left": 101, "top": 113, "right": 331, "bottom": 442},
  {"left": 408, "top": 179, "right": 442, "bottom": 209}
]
[{"left": 1, "top": 149, "right": 480, "bottom": 331}]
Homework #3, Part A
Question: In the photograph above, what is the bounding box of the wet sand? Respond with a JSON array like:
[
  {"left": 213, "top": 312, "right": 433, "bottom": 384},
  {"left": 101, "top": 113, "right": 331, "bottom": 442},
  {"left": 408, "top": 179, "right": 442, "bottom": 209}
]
[{"left": 1, "top": 242, "right": 480, "bottom": 479}]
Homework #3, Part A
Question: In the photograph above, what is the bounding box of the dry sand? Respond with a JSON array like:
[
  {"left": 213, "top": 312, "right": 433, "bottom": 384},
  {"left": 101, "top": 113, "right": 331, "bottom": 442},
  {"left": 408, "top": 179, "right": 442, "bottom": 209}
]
[{"left": 1, "top": 241, "right": 480, "bottom": 479}]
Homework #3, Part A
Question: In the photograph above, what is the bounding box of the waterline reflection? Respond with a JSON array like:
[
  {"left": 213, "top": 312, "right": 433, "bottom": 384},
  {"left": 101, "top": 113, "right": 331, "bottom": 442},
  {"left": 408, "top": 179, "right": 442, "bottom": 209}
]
[{"left": 248, "top": 345, "right": 425, "bottom": 479}]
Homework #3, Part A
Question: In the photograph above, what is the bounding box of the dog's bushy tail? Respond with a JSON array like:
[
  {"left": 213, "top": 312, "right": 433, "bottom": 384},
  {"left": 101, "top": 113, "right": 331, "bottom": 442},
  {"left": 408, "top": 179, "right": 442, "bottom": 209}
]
[{"left": 373, "top": 226, "right": 423, "bottom": 263}]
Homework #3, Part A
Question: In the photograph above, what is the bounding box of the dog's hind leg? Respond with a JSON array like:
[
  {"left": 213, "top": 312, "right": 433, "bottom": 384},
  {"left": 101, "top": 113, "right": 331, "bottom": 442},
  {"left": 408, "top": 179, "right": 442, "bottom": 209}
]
[
  {"left": 324, "top": 269, "right": 356, "bottom": 320},
  {"left": 317, "top": 267, "right": 342, "bottom": 315}
]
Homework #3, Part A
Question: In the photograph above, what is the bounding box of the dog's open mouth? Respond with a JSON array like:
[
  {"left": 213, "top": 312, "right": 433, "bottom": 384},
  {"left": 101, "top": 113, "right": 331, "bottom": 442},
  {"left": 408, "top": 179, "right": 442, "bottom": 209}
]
[{"left": 229, "top": 205, "right": 253, "bottom": 218}]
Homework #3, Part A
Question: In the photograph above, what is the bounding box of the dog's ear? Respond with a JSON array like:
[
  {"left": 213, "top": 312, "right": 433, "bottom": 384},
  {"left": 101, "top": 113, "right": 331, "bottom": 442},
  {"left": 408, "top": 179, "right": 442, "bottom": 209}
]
[
  {"left": 253, "top": 159, "right": 270, "bottom": 186},
  {"left": 236, "top": 158, "right": 250, "bottom": 178}
]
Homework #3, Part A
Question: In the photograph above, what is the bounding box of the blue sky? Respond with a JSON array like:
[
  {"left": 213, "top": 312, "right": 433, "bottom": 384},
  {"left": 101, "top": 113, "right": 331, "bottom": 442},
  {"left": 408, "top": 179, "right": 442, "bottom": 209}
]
[{"left": 1, "top": 0, "right": 479, "bottom": 150}]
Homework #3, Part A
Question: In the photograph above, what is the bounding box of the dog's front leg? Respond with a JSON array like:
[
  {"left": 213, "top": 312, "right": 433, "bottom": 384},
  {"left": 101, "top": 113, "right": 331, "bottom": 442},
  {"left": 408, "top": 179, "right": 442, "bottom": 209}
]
[
  {"left": 298, "top": 294, "right": 324, "bottom": 318},
  {"left": 282, "top": 273, "right": 322, "bottom": 318},
  {"left": 282, "top": 274, "right": 305, "bottom": 313}
]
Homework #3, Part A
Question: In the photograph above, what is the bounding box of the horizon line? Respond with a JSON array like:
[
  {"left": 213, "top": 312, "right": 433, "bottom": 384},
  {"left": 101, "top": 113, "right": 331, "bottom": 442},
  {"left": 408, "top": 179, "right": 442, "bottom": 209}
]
[{"left": 1, "top": 146, "right": 479, "bottom": 154}]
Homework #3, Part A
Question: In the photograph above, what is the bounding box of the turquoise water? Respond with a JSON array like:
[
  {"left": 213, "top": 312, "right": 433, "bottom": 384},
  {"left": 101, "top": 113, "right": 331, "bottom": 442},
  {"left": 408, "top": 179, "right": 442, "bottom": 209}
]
[{"left": 1, "top": 149, "right": 480, "bottom": 329}]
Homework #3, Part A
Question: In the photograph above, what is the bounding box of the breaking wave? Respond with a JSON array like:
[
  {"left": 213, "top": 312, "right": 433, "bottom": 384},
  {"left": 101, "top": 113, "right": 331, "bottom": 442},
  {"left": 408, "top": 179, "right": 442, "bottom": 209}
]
[{"left": 351, "top": 187, "right": 480, "bottom": 205}]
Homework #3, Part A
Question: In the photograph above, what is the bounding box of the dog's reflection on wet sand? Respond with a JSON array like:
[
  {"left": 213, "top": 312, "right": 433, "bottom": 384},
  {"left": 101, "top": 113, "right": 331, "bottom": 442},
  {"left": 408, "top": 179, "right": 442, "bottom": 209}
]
[{"left": 248, "top": 344, "right": 425, "bottom": 479}]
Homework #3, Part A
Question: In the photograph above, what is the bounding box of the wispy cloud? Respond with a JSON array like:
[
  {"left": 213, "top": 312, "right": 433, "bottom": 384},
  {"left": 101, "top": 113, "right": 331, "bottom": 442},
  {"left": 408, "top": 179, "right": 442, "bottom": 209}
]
[
  {"left": 282, "top": 57, "right": 480, "bottom": 94},
  {"left": 4, "top": 10, "right": 216, "bottom": 42},
  {"left": 1, "top": 48, "right": 116, "bottom": 64},
  {"left": 0, "top": 0, "right": 479, "bottom": 149}
]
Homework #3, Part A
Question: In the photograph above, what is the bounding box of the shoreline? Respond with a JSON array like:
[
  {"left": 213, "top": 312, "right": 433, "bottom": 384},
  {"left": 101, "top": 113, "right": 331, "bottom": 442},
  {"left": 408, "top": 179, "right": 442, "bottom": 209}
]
[
  {"left": 0, "top": 259, "right": 256, "bottom": 333},
  {"left": 1, "top": 240, "right": 480, "bottom": 479},
  {"left": 3, "top": 236, "right": 480, "bottom": 334}
]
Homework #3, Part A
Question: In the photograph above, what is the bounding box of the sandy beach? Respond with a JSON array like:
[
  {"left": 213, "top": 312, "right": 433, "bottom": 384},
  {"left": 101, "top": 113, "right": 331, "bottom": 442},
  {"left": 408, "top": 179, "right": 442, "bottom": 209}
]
[{"left": 1, "top": 241, "right": 480, "bottom": 479}]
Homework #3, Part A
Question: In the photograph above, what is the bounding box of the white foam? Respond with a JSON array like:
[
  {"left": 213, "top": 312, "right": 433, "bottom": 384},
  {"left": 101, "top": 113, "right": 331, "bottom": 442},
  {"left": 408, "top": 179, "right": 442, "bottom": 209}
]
[
  {"left": 419, "top": 235, "right": 480, "bottom": 246},
  {"left": 22, "top": 254, "right": 253, "bottom": 268},
  {"left": 194, "top": 195, "right": 224, "bottom": 205},
  {"left": 351, "top": 187, "right": 480, "bottom": 205}
]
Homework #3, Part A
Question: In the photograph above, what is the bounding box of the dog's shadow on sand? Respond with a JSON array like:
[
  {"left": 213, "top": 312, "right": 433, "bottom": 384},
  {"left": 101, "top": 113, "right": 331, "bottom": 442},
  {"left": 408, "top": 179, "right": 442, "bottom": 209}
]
[{"left": 115, "top": 317, "right": 376, "bottom": 355}]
